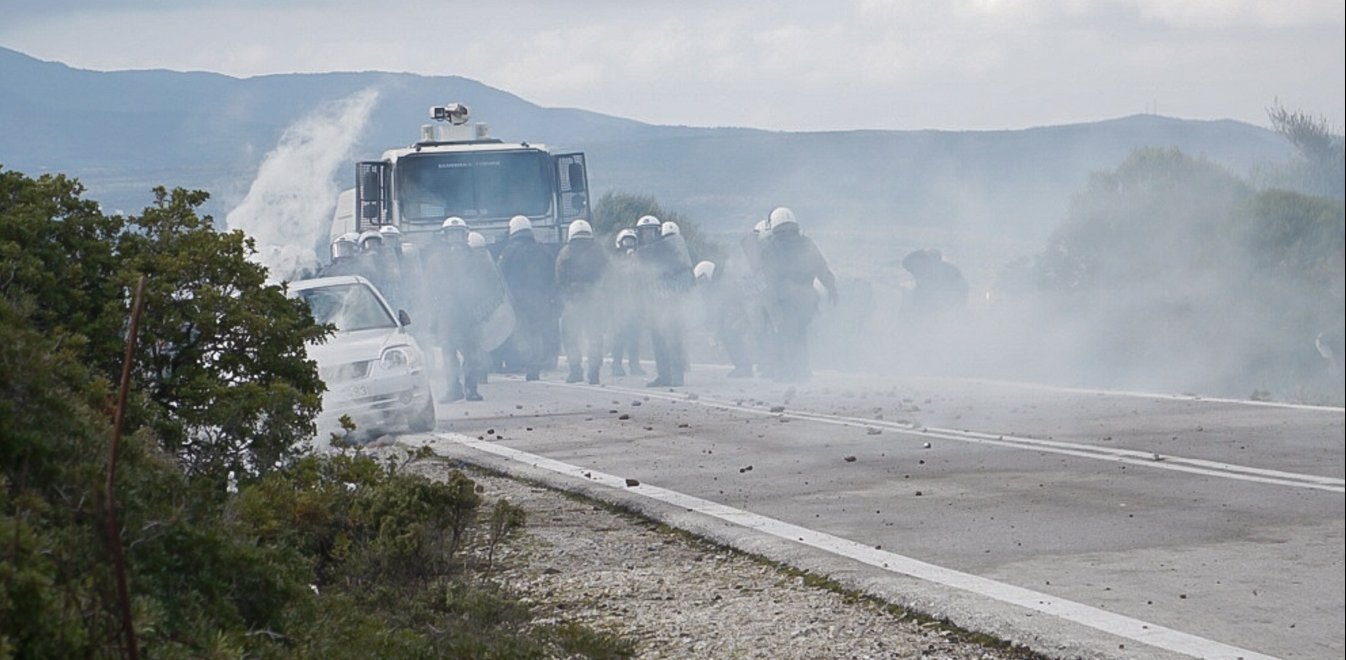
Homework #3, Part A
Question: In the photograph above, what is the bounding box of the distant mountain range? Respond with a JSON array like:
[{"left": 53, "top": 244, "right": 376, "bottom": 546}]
[{"left": 1, "top": 45, "right": 1294, "bottom": 250}]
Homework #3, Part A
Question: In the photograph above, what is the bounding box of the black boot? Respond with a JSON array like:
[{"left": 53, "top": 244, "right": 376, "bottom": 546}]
[{"left": 439, "top": 382, "right": 464, "bottom": 403}]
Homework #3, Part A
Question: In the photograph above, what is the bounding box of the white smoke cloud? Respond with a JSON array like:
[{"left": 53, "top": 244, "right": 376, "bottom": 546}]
[{"left": 226, "top": 87, "right": 380, "bottom": 282}]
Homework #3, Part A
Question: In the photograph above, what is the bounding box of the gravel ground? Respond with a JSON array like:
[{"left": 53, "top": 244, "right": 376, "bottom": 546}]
[{"left": 404, "top": 456, "right": 1032, "bottom": 659}]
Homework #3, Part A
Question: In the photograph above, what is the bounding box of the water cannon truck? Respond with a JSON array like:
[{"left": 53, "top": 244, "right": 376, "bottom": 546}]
[{"left": 331, "top": 103, "right": 591, "bottom": 250}]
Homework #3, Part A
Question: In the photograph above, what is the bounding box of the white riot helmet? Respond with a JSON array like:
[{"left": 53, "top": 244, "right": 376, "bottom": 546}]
[
  {"left": 753, "top": 220, "right": 768, "bottom": 235},
  {"left": 635, "top": 214, "right": 661, "bottom": 245},
  {"left": 567, "top": 219, "right": 593, "bottom": 241},
  {"left": 508, "top": 215, "right": 533, "bottom": 236},
  {"left": 441, "top": 216, "right": 468, "bottom": 243},
  {"left": 660, "top": 221, "right": 680, "bottom": 237},
  {"left": 693, "top": 260, "right": 716, "bottom": 282},
  {"left": 331, "top": 233, "right": 359, "bottom": 261},
  {"left": 467, "top": 231, "right": 486, "bottom": 249},
  {"left": 615, "top": 228, "right": 637, "bottom": 249},
  {"left": 378, "top": 224, "right": 402, "bottom": 243},
  {"left": 768, "top": 206, "right": 797, "bottom": 231},
  {"left": 358, "top": 229, "right": 383, "bottom": 251}
]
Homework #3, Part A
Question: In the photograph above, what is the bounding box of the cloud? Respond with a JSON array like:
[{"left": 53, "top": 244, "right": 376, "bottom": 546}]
[{"left": 1, "top": 0, "right": 1341, "bottom": 131}]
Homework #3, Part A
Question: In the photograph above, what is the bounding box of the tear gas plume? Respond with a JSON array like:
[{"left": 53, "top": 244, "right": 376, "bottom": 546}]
[
  {"left": 226, "top": 88, "right": 381, "bottom": 282},
  {"left": 712, "top": 146, "right": 1343, "bottom": 405}
]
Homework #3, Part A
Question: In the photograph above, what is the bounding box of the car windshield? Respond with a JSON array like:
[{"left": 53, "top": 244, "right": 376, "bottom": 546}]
[
  {"left": 295, "top": 283, "right": 396, "bottom": 332},
  {"left": 396, "top": 150, "right": 553, "bottom": 225}
]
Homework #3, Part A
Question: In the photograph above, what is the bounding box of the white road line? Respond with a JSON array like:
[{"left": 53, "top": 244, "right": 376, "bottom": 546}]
[
  {"left": 565, "top": 380, "right": 1345, "bottom": 494},
  {"left": 681, "top": 363, "right": 1346, "bottom": 413},
  {"left": 425, "top": 431, "right": 1276, "bottom": 660},
  {"left": 963, "top": 378, "right": 1346, "bottom": 413}
]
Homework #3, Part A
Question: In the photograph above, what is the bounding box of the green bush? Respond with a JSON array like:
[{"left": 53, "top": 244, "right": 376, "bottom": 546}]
[{"left": 1, "top": 166, "right": 636, "bottom": 657}]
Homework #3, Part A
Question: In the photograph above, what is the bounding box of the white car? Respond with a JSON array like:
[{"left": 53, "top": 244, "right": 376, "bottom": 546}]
[{"left": 289, "top": 275, "right": 435, "bottom": 442}]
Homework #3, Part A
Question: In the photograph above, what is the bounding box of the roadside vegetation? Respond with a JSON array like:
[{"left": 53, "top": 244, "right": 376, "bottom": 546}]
[
  {"left": 1002, "top": 106, "right": 1344, "bottom": 403},
  {"left": 0, "top": 168, "right": 633, "bottom": 657}
]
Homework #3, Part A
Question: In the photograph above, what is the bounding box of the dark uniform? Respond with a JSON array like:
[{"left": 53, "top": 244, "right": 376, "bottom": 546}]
[
  {"left": 902, "top": 249, "right": 968, "bottom": 318},
  {"left": 740, "top": 226, "right": 776, "bottom": 376},
  {"left": 760, "top": 224, "right": 837, "bottom": 382},
  {"left": 358, "top": 248, "right": 403, "bottom": 310},
  {"left": 556, "top": 231, "right": 609, "bottom": 384},
  {"left": 426, "top": 238, "right": 502, "bottom": 401},
  {"left": 639, "top": 230, "right": 694, "bottom": 387},
  {"left": 498, "top": 227, "right": 557, "bottom": 381},
  {"left": 698, "top": 262, "right": 755, "bottom": 377},
  {"left": 607, "top": 238, "right": 646, "bottom": 376}
]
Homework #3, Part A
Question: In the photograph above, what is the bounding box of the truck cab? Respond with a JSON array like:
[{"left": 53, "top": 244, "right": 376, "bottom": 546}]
[{"left": 332, "top": 103, "right": 590, "bottom": 250}]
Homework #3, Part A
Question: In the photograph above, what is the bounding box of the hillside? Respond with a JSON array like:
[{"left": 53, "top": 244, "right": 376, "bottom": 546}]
[{"left": 1, "top": 45, "right": 1293, "bottom": 245}]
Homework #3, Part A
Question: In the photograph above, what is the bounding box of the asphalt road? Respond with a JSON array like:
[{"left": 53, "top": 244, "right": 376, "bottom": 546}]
[{"left": 406, "top": 364, "right": 1344, "bottom": 660}]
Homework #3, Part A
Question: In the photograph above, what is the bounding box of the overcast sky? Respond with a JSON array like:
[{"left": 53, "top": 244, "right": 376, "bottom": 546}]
[{"left": 2, "top": 1, "right": 1342, "bottom": 132}]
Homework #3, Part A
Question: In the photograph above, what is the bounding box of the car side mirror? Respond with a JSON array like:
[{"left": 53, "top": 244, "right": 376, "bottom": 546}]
[{"left": 397, "top": 309, "right": 412, "bottom": 327}]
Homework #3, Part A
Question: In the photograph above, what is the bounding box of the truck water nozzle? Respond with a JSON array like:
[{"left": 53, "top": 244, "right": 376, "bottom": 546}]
[{"left": 431, "top": 103, "right": 470, "bottom": 125}]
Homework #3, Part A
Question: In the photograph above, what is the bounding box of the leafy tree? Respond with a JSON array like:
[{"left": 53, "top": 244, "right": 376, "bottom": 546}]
[
  {"left": 2, "top": 166, "right": 637, "bottom": 657},
  {"left": 116, "top": 187, "right": 329, "bottom": 485},
  {"left": 1028, "top": 147, "right": 1343, "bottom": 401},
  {"left": 1233, "top": 189, "right": 1344, "bottom": 396},
  {"left": 1239, "top": 188, "right": 1345, "bottom": 284},
  {"left": 1, "top": 169, "right": 329, "bottom": 488},
  {"left": 1265, "top": 103, "right": 1345, "bottom": 199},
  {"left": 592, "top": 191, "right": 724, "bottom": 264},
  {"left": 1037, "top": 147, "right": 1252, "bottom": 295},
  {"left": 1, "top": 168, "right": 330, "bottom": 654},
  {"left": 0, "top": 170, "right": 126, "bottom": 375},
  {"left": 0, "top": 297, "right": 119, "bottom": 657}
]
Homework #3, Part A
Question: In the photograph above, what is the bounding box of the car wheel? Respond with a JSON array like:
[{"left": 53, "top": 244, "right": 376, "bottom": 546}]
[{"left": 408, "top": 395, "right": 436, "bottom": 432}]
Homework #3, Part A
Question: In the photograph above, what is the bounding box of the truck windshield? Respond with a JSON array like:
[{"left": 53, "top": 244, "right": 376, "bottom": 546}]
[{"left": 397, "top": 150, "right": 553, "bottom": 225}]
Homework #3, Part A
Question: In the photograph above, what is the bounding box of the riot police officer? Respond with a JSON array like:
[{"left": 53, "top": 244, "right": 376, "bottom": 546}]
[
  {"left": 760, "top": 207, "right": 837, "bottom": 382},
  {"left": 638, "top": 219, "right": 694, "bottom": 387},
  {"left": 555, "top": 219, "right": 609, "bottom": 384},
  {"left": 608, "top": 228, "right": 646, "bottom": 376},
  {"left": 498, "top": 215, "right": 558, "bottom": 381},
  {"left": 318, "top": 232, "right": 361, "bottom": 277}
]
